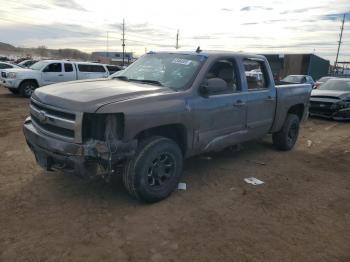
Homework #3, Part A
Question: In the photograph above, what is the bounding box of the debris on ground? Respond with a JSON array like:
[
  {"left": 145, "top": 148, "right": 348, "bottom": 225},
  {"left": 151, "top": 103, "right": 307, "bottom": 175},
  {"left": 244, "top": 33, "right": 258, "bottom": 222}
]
[
  {"left": 178, "top": 182, "right": 187, "bottom": 190},
  {"left": 244, "top": 177, "right": 264, "bottom": 186},
  {"left": 324, "top": 124, "right": 338, "bottom": 131},
  {"left": 247, "top": 160, "right": 266, "bottom": 166},
  {"left": 307, "top": 140, "right": 313, "bottom": 147}
]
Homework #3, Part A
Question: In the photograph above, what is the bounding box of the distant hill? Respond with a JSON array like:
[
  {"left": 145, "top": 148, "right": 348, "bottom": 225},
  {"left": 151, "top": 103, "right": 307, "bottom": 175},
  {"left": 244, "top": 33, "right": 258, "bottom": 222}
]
[
  {"left": 0, "top": 42, "right": 91, "bottom": 61},
  {"left": 0, "top": 42, "right": 16, "bottom": 51}
]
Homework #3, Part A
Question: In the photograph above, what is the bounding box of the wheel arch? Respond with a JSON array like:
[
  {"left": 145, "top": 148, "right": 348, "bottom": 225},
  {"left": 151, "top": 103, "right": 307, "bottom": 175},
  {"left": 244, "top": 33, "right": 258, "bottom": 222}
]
[{"left": 134, "top": 123, "right": 188, "bottom": 155}]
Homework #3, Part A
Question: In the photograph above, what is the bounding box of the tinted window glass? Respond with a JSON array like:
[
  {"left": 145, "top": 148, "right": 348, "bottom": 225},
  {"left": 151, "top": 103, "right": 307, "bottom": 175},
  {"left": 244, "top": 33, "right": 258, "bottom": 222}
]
[
  {"left": 243, "top": 59, "right": 267, "bottom": 90},
  {"left": 205, "top": 59, "right": 239, "bottom": 94},
  {"left": 44, "top": 63, "right": 62, "bottom": 72},
  {"left": 107, "top": 65, "right": 121, "bottom": 74},
  {"left": 0, "top": 64, "right": 12, "bottom": 69},
  {"left": 78, "top": 64, "right": 106, "bottom": 72},
  {"left": 64, "top": 63, "right": 73, "bottom": 72}
]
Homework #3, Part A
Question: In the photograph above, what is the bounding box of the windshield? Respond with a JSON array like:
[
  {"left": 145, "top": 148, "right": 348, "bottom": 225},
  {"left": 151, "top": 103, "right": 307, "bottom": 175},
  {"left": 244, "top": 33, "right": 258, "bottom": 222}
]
[
  {"left": 318, "top": 79, "right": 350, "bottom": 91},
  {"left": 318, "top": 77, "right": 333, "bottom": 82},
  {"left": 29, "top": 61, "right": 49, "bottom": 70},
  {"left": 112, "top": 53, "right": 207, "bottom": 90},
  {"left": 282, "top": 75, "right": 304, "bottom": 83}
]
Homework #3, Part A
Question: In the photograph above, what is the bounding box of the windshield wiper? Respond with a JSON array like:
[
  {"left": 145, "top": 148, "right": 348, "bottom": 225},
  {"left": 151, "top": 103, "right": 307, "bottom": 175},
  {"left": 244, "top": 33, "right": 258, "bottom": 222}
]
[
  {"left": 114, "top": 75, "right": 129, "bottom": 81},
  {"left": 128, "top": 79, "right": 163, "bottom": 86}
]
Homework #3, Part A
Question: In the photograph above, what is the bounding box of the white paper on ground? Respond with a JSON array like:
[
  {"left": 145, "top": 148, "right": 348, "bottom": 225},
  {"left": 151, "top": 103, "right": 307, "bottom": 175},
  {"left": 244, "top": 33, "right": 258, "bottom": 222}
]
[
  {"left": 244, "top": 177, "right": 264, "bottom": 186},
  {"left": 178, "top": 182, "right": 187, "bottom": 190}
]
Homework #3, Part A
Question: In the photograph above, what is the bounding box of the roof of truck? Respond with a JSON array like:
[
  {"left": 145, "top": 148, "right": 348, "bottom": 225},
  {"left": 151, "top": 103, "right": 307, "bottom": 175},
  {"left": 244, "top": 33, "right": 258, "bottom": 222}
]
[{"left": 148, "top": 50, "right": 266, "bottom": 60}]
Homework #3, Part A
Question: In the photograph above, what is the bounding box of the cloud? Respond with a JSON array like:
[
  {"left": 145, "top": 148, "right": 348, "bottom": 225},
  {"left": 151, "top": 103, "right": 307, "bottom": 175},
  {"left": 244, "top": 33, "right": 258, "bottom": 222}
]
[
  {"left": 280, "top": 6, "right": 324, "bottom": 14},
  {"left": 321, "top": 12, "right": 350, "bottom": 21},
  {"left": 241, "top": 6, "right": 273, "bottom": 11},
  {"left": 51, "top": 0, "right": 86, "bottom": 11},
  {"left": 220, "top": 8, "right": 232, "bottom": 12}
]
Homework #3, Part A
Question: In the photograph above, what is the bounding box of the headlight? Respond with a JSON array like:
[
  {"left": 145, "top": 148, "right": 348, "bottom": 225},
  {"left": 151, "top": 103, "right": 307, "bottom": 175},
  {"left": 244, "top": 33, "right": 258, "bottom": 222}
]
[
  {"left": 338, "top": 101, "right": 350, "bottom": 109},
  {"left": 7, "top": 72, "right": 16, "bottom": 79}
]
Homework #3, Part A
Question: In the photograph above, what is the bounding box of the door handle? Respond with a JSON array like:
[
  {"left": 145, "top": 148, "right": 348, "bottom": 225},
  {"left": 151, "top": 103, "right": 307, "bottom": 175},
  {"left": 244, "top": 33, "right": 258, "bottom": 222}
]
[
  {"left": 58, "top": 74, "right": 64, "bottom": 76},
  {"left": 265, "top": 96, "right": 274, "bottom": 102},
  {"left": 233, "top": 100, "right": 246, "bottom": 107}
]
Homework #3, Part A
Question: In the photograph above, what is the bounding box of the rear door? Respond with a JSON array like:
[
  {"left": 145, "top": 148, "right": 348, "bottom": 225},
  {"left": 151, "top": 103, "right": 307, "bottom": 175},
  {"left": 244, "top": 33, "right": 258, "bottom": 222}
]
[
  {"left": 63, "top": 63, "right": 76, "bottom": 81},
  {"left": 242, "top": 58, "right": 276, "bottom": 137},
  {"left": 41, "top": 62, "right": 63, "bottom": 85}
]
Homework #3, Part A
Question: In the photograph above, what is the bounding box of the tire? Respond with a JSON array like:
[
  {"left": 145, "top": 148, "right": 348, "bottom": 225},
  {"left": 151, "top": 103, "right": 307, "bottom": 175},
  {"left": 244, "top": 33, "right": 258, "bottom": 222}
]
[
  {"left": 19, "top": 80, "right": 38, "bottom": 98},
  {"left": 123, "top": 136, "right": 183, "bottom": 203},
  {"left": 272, "top": 114, "right": 300, "bottom": 151},
  {"left": 8, "top": 88, "right": 19, "bottom": 95}
]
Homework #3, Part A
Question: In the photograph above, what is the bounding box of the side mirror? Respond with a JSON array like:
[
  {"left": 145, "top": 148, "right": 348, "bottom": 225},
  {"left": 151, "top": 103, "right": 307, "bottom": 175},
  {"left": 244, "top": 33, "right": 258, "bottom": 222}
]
[{"left": 200, "top": 78, "right": 228, "bottom": 96}]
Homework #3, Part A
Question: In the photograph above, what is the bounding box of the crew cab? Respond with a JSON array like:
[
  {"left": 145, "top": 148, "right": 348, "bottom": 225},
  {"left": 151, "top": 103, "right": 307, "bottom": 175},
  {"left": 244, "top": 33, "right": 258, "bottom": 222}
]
[
  {"left": 1, "top": 60, "right": 121, "bottom": 97},
  {"left": 23, "top": 51, "right": 312, "bottom": 202}
]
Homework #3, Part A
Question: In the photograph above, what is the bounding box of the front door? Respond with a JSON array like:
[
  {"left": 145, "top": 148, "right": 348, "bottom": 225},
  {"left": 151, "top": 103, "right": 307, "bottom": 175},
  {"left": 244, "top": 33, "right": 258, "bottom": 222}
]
[
  {"left": 42, "top": 62, "right": 63, "bottom": 85},
  {"left": 191, "top": 58, "right": 247, "bottom": 152}
]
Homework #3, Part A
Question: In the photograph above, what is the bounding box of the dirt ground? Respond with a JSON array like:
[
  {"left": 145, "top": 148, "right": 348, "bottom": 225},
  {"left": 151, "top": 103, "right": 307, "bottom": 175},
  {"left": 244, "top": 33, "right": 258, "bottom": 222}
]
[{"left": 0, "top": 87, "right": 349, "bottom": 262}]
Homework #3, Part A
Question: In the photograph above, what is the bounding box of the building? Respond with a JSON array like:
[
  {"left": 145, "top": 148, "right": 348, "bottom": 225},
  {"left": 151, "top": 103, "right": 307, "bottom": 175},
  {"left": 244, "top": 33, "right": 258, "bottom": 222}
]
[
  {"left": 91, "top": 51, "right": 136, "bottom": 65},
  {"left": 261, "top": 54, "right": 330, "bottom": 81}
]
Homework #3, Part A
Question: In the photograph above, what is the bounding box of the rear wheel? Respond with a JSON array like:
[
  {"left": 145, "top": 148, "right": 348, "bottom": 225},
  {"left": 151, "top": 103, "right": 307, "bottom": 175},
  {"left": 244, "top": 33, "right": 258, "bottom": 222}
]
[
  {"left": 19, "top": 80, "right": 38, "bottom": 98},
  {"left": 122, "top": 136, "right": 183, "bottom": 203},
  {"left": 272, "top": 114, "right": 300, "bottom": 151}
]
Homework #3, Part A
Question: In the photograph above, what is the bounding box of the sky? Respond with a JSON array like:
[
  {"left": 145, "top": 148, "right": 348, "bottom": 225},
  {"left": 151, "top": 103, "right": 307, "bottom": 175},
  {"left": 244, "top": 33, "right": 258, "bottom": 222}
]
[{"left": 0, "top": 0, "right": 349, "bottom": 62}]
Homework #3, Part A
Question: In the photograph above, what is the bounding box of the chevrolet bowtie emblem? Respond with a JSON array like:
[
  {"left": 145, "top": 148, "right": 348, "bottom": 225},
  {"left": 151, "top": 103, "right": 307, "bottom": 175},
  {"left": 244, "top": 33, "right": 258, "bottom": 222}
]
[{"left": 38, "top": 110, "right": 48, "bottom": 124}]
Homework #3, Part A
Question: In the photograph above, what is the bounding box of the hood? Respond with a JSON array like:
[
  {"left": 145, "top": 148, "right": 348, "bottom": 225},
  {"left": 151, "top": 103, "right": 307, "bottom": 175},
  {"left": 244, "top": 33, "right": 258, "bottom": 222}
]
[
  {"left": 33, "top": 78, "right": 174, "bottom": 112},
  {"left": 2, "top": 68, "right": 34, "bottom": 73},
  {"left": 311, "top": 89, "right": 350, "bottom": 100}
]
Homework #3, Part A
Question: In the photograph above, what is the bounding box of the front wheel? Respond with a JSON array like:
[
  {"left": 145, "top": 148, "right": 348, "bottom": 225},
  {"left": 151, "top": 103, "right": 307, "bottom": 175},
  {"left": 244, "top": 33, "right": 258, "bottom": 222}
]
[
  {"left": 272, "top": 114, "right": 300, "bottom": 151},
  {"left": 19, "top": 80, "right": 38, "bottom": 98},
  {"left": 122, "top": 136, "right": 183, "bottom": 203}
]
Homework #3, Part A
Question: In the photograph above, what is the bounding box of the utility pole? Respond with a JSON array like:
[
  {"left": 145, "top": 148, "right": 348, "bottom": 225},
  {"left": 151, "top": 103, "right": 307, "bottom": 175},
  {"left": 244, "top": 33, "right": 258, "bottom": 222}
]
[
  {"left": 176, "top": 29, "right": 179, "bottom": 49},
  {"left": 122, "top": 18, "right": 125, "bottom": 66},
  {"left": 334, "top": 14, "right": 346, "bottom": 73}
]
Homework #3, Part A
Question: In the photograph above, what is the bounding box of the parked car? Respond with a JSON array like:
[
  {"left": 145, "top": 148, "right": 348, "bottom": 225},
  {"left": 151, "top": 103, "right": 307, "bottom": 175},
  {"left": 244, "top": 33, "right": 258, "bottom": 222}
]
[
  {"left": 314, "top": 76, "right": 336, "bottom": 89},
  {"left": 309, "top": 78, "right": 350, "bottom": 120},
  {"left": 0, "top": 62, "right": 21, "bottom": 93},
  {"left": 106, "top": 65, "right": 122, "bottom": 74},
  {"left": 0, "top": 62, "right": 21, "bottom": 70},
  {"left": 17, "top": 59, "right": 38, "bottom": 68},
  {"left": 279, "top": 75, "right": 315, "bottom": 86},
  {"left": 1, "top": 60, "right": 112, "bottom": 97},
  {"left": 23, "top": 51, "right": 312, "bottom": 202}
]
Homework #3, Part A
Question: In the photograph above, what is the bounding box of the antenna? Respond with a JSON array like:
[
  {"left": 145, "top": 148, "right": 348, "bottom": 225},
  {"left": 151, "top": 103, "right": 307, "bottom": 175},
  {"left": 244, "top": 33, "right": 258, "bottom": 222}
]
[
  {"left": 122, "top": 18, "right": 126, "bottom": 66},
  {"left": 334, "top": 14, "right": 346, "bottom": 73}
]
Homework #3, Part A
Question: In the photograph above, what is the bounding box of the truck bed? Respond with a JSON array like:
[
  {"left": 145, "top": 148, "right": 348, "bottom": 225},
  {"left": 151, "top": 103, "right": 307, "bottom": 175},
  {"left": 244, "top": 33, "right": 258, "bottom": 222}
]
[{"left": 271, "top": 84, "right": 312, "bottom": 133}]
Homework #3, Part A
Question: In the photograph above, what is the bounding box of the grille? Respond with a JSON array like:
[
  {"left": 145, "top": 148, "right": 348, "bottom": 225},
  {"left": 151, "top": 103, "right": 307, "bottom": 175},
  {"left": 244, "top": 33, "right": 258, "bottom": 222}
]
[
  {"left": 309, "top": 101, "right": 335, "bottom": 116},
  {"left": 30, "top": 99, "right": 83, "bottom": 143}
]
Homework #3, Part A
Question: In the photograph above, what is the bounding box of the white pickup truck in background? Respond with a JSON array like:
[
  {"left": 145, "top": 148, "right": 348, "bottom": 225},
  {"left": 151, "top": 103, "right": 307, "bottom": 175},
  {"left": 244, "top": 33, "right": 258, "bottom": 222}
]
[{"left": 1, "top": 60, "right": 121, "bottom": 97}]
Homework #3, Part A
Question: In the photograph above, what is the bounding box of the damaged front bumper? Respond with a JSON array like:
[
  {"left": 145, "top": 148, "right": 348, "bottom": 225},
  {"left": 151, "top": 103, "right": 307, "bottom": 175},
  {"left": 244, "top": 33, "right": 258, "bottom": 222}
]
[
  {"left": 23, "top": 117, "right": 137, "bottom": 178},
  {"left": 309, "top": 107, "right": 350, "bottom": 121}
]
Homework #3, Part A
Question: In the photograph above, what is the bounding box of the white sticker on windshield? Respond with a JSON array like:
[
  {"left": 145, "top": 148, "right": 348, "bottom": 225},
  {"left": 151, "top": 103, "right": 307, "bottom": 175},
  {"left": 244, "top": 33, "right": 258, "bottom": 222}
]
[{"left": 172, "top": 58, "right": 192, "bottom": 65}]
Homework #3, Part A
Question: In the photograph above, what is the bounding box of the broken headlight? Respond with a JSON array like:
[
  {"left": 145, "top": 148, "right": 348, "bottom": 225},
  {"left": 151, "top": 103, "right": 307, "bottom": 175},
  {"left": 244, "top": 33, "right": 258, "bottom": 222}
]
[{"left": 82, "top": 113, "right": 124, "bottom": 142}]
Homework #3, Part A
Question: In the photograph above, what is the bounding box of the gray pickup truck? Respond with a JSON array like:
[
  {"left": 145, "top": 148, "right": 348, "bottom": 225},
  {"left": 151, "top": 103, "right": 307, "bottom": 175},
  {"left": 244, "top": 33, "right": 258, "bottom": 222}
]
[{"left": 23, "top": 51, "right": 312, "bottom": 202}]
